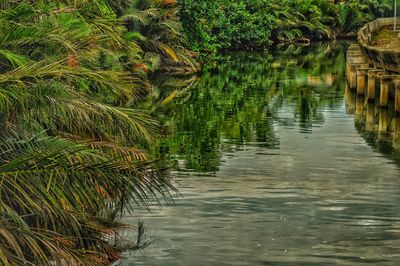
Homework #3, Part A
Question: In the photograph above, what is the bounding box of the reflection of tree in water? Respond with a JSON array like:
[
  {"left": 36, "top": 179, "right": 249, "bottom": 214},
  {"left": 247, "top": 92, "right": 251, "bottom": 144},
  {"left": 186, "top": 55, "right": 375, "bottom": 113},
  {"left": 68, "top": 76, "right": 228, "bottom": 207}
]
[{"left": 154, "top": 42, "right": 347, "bottom": 172}]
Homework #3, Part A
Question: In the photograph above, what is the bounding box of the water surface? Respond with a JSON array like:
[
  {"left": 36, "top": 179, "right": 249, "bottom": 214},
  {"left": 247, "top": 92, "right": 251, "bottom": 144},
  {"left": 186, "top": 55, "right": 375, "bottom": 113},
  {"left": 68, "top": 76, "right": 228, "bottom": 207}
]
[{"left": 122, "top": 43, "right": 400, "bottom": 266}]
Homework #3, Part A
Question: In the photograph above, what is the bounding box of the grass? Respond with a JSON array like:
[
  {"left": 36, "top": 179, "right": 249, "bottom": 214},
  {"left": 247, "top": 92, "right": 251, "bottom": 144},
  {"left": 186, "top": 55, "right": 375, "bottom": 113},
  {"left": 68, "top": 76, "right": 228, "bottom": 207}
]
[{"left": 371, "top": 27, "right": 400, "bottom": 51}]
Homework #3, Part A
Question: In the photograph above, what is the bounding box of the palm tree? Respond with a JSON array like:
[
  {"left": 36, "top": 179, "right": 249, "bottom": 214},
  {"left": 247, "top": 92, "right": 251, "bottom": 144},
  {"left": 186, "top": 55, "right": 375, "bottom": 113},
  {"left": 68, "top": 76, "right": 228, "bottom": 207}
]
[
  {"left": 121, "top": 0, "right": 199, "bottom": 74},
  {"left": 0, "top": 1, "right": 179, "bottom": 264}
]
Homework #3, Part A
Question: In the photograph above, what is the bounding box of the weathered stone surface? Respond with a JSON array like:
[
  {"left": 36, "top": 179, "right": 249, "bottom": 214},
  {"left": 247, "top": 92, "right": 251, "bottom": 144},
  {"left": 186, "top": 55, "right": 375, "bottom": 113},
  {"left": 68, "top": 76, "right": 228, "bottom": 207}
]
[{"left": 358, "top": 18, "right": 400, "bottom": 73}]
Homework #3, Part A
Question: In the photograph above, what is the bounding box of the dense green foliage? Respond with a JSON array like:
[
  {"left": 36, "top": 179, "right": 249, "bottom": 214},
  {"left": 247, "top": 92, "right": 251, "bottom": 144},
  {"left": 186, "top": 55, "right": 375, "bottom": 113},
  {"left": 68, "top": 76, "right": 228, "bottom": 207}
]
[
  {"left": 179, "top": 0, "right": 394, "bottom": 52},
  {"left": 0, "top": 0, "right": 195, "bottom": 265}
]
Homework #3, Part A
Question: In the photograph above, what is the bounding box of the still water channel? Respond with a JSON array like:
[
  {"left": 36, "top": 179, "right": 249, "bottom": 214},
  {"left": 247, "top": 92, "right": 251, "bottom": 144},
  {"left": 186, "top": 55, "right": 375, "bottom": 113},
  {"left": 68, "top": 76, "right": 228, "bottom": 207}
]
[{"left": 122, "top": 43, "right": 400, "bottom": 265}]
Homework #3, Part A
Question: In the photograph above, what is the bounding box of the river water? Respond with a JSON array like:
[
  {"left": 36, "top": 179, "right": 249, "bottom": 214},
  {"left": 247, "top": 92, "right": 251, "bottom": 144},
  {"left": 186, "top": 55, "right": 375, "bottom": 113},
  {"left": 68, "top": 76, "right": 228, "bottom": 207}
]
[{"left": 122, "top": 43, "right": 400, "bottom": 265}]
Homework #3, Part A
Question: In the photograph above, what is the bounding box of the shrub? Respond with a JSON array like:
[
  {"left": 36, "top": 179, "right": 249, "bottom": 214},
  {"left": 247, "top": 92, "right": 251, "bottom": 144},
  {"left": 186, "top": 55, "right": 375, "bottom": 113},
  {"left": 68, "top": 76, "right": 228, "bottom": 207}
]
[{"left": 179, "top": 0, "right": 394, "bottom": 52}]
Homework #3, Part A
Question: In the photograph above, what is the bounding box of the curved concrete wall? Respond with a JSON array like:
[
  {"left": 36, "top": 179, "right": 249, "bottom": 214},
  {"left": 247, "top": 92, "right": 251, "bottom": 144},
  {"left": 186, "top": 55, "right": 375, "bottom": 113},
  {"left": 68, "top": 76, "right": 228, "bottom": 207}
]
[{"left": 358, "top": 18, "right": 400, "bottom": 73}]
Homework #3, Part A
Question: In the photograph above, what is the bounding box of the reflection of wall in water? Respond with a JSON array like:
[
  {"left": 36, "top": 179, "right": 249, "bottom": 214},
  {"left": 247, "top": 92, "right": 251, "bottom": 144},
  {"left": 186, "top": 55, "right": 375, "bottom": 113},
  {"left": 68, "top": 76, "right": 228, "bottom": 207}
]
[{"left": 345, "top": 86, "right": 400, "bottom": 164}]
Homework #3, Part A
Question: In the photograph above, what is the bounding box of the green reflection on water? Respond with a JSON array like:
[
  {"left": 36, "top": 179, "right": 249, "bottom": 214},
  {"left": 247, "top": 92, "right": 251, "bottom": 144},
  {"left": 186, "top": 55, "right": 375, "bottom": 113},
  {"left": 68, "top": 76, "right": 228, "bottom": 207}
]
[{"left": 153, "top": 43, "right": 348, "bottom": 172}]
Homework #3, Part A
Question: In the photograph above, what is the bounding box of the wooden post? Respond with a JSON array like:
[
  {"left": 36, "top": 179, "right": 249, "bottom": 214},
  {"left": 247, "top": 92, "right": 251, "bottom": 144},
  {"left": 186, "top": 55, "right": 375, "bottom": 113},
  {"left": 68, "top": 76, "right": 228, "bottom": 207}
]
[
  {"left": 357, "top": 68, "right": 368, "bottom": 96},
  {"left": 347, "top": 45, "right": 362, "bottom": 52},
  {"left": 379, "top": 108, "right": 388, "bottom": 132},
  {"left": 367, "top": 69, "right": 385, "bottom": 101},
  {"left": 380, "top": 76, "right": 391, "bottom": 108},
  {"left": 355, "top": 96, "right": 364, "bottom": 117},
  {"left": 394, "top": 117, "right": 400, "bottom": 133},
  {"left": 348, "top": 63, "right": 369, "bottom": 91},
  {"left": 346, "top": 56, "right": 367, "bottom": 66},
  {"left": 395, "top": 80, "right": 400, "bottom": 114},
  {"left": 393, "top": 117, "right": 400, "bottom": 150},
  {"left": 345, "top": 85, "right": 356, "bottom": 115},
  {"left": 366, "top": 102, "right": 376, "bottom": 131},
  {"left": 347, "top": 51, "right": 363, "bottom": 57}
]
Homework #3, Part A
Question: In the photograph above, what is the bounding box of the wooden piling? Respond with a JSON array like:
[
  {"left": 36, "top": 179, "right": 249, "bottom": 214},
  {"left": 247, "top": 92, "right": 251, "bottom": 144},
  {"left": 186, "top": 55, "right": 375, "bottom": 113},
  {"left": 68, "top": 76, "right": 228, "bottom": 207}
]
[
  {"left": 347, "top": 44, "right": 362, "bottom": 53},
  {"left": 380, "top": 76, "right": 391, "bottom": 108},
  {"left": 345, "top": 86, "right": 356, "bottom": 115},
  {"left": 394, "top": 117, "right": 400, "bottom": 133},
  {"left": 366, "top": 102, "right": 375, "bottom": 131},
  {"left": 379, "top": 108, "right": 388, "bottom": 132},
  {"left": 393, "top": 117, "right": 400, "bottom": 150},
  {"left": 357, "top": 68, "right": 368, "bottom": 96},
  {"left": 348, "top": 63, "right": 369, "bottom": 91},
  {"left": 395, "top": 80, "right": 400, "bottom": 114},
  {"left": 367, "top": 69, "right": 385, "bottom": 101},
  {"left": 355, "top": 96, "right": 364, "bottom": 117},
  {"left": 346, "top": 51, "right": 363, "bottom": 57},
  {"left": 346, "top": 56, "right": 368, "bottom": 66}
]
